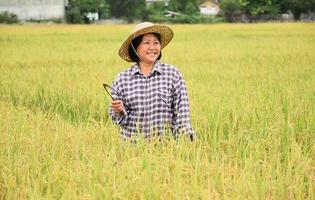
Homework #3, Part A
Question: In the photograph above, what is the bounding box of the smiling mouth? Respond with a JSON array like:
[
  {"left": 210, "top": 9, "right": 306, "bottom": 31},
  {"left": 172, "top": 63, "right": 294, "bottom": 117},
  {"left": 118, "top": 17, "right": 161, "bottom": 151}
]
[{"left": 147, "top": 52, "right": 158, "bottom": 55}]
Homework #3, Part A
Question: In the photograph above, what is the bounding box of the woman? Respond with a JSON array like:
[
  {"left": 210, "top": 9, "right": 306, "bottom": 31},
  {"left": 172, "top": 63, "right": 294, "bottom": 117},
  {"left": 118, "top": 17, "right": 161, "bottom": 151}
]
[{"left": 109, "top": 22, "right": 195, "bottom": 141}]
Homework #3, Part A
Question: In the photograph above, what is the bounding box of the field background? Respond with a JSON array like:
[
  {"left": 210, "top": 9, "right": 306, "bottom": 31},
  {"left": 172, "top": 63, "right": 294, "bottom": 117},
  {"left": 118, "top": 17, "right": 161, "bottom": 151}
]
[{"left": 0, "top": 23, "right": 314, "bottom": 199}]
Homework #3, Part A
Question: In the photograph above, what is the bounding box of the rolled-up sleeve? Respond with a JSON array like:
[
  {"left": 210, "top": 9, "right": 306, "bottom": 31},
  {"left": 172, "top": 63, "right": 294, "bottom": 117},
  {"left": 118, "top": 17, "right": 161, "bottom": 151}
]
[{"left": 172, "top": 71, "right": 195, "bottom": 140}]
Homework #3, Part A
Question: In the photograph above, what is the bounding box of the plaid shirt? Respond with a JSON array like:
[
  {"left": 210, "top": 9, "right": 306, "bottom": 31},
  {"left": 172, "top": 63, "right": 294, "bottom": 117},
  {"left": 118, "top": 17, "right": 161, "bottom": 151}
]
[{"left": 109, "top": 61, "right": 195, "bottom": 140}]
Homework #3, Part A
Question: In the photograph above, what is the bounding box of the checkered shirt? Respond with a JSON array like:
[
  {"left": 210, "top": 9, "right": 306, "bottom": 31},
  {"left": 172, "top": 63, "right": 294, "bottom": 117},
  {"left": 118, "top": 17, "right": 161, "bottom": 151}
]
[{"left": 109, "top": 61, "right": 195, "bottom": 140}]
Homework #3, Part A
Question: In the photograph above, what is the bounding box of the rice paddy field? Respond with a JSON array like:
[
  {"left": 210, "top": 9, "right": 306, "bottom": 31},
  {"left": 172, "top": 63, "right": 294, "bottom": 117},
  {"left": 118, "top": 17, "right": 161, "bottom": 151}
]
[{"left": 0, "top": 23, "right": 314, "bottom": 199}]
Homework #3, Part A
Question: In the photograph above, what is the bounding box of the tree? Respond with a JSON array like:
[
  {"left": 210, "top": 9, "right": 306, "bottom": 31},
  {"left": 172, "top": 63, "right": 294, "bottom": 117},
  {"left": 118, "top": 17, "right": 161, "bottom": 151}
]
[
  {"left": 239, "top": 0, "right": 280, "bottom": 16},
  {"left": 107, "top": 0, "right": 146, "bottom": 22},
  {"left": 220, "top": 0, "right": 242, "bottom": 22},
  {"left": 277, "top": 0, "right": 293, "bottom": 13},
  {"left": 168, "top": 0, "right": 199, "bottom": 15},
  {"left": 237, "top": 0, "right": 315, "bottom": 19},
  {"left": 145, "top": 2, "right": 168, "bottom": 22},
  {"left": 66, "top": 0, "right": 109, "bottom": 23},
  {"left": 289, "top": 0, "right": 315, "bottom": 18}
]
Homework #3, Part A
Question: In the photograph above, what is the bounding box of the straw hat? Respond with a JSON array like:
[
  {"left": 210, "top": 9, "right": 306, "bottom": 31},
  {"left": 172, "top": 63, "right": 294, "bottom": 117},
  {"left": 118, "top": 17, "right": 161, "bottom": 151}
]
[{"left": 119, "top": 22, "right": 174, "bottom": 62}]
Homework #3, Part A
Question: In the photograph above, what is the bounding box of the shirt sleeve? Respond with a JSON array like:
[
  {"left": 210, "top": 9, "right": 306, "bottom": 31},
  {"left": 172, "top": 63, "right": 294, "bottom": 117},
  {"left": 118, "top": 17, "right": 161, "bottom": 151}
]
[
  {"left": 172, "top": 70, "right": 195, "bottom": 141},
  {"left": 108, "top": 76, "right": 129, "bottom": 126}
]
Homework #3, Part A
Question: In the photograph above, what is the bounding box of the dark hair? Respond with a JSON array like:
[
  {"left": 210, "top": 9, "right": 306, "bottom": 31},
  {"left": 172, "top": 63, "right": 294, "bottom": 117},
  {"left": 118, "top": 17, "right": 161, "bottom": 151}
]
[{"left": 128, "top": 33, "right": 162, "bottom": 63}]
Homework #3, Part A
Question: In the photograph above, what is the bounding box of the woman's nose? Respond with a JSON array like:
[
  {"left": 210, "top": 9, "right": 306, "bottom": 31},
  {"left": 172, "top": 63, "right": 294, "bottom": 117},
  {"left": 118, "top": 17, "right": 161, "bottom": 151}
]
[{"left": 148, "top": 44, "right": 156, "bottom": 49}]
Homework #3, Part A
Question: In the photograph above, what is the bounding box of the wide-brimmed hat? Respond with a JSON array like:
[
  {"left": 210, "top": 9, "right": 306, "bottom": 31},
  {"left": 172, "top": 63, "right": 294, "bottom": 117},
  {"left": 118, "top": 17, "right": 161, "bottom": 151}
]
[{"left": 119, "top": 22, "right": 174, "bottom": 62}]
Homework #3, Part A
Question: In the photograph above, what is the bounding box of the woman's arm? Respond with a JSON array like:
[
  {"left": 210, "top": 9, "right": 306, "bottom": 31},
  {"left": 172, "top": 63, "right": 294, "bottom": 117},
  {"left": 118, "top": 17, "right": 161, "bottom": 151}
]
[{"left": 172, "top": 70, "right": 195, "bottom": 141}]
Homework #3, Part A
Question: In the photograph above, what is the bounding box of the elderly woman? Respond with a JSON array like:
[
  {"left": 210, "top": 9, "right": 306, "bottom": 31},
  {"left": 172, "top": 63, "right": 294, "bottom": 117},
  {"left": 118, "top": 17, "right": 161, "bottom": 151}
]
[{"left": 109, "top": 22, "right": 195, "bottom": 141}]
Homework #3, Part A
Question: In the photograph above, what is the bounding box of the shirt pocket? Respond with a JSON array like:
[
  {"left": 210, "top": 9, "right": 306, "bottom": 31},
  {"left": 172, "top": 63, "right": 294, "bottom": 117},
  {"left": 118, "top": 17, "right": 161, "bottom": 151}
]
[{"left": 157, "top": 89, "right": 172, "bottom": 108}]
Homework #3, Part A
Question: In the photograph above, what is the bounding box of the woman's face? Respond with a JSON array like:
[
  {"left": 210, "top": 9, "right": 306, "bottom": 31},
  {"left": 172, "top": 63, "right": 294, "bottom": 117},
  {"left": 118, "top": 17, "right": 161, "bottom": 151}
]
[{"left": 136, "top": 33, "right": 161, "bottom": 64}]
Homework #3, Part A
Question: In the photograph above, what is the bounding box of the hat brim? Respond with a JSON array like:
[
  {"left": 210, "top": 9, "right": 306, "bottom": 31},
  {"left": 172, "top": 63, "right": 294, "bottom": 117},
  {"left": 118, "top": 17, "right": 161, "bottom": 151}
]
[{"left": 119, "top": 25, "right": 174, "bottom": 62}]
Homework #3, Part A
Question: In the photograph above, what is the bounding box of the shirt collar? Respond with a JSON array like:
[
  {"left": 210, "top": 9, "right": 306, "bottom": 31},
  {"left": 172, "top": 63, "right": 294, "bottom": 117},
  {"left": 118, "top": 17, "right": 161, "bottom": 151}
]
[{"left": 131, "top": 61, "right": 163, "bottom": 77}]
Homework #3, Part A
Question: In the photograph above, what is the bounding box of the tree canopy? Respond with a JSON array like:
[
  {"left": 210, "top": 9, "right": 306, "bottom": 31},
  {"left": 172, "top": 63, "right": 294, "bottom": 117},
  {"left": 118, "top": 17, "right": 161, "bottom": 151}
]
[
  {"left": 66, "top": 0, "right": 109, "bottom": 23},
  {"left": 65, "top": 0, "right": 315, "bottom": 23}
]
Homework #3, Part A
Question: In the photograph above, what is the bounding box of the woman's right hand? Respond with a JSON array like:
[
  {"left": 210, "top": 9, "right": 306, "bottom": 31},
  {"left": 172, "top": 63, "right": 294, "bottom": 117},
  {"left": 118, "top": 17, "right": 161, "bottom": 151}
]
[{"left": 111, "top": 100, "right": 125, "bottom": 115}]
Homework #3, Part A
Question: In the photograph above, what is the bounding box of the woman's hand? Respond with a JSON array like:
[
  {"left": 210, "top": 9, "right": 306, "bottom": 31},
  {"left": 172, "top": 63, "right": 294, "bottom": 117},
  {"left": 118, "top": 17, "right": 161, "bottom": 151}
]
[{"left": 111, "top": 100, "right": 125, "bottom": 115}]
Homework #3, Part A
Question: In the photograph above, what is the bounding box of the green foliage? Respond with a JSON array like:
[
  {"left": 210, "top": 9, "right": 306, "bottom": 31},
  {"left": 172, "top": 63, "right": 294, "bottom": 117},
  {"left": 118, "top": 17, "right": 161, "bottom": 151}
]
[
  {"left": 1, "top": 0, "right": 314, "bottom": 24},
  {"left": 169, "top": 0, "right": 199, "bottom": 15},
  {"left": 26, "top": 18, "right": 64, "bottom": 24},
  {"left": 0, "top": 11, "right": 19, "bottom": 24},
  {"left": 290, "top": 0, "right": 315, "bottom": 18},
  {"left": 170, "top": 14, "right": 224, "bottom": 23},
  {"left": 221, "top": 0, "right": 242, "bottom": 22},
  {"left": 145, "top": 2, "right": 167, "bottom": 22},
  {"left": 144, "top": 1, "right": 223, "bottom": 24},
  {"left": 220, "top": 0, "right": 315, "bottom": 21},
  {"left": 241, "top": 0, "right": 281, "bottom": 16},
  {"left": 63, "top": 0, "right": 315, "bottom": 23},
  {"left": 66, "top": 6, "right": 84, "bottom": 23},
  {"left": 145, "top": 1, "right": 171, "bottom": 23},
  {"left": 66, "top": 0, "right": 109, "bottom": 24},
  {"left": 107, "top": 0, "right": 146, "bottom": 23}
]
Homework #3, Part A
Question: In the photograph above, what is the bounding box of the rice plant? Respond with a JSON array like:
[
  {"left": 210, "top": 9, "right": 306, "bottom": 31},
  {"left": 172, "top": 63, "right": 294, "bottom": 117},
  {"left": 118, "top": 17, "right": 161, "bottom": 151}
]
[{"left": 0, "top": 23, "right": 314, "bottom": 199}]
